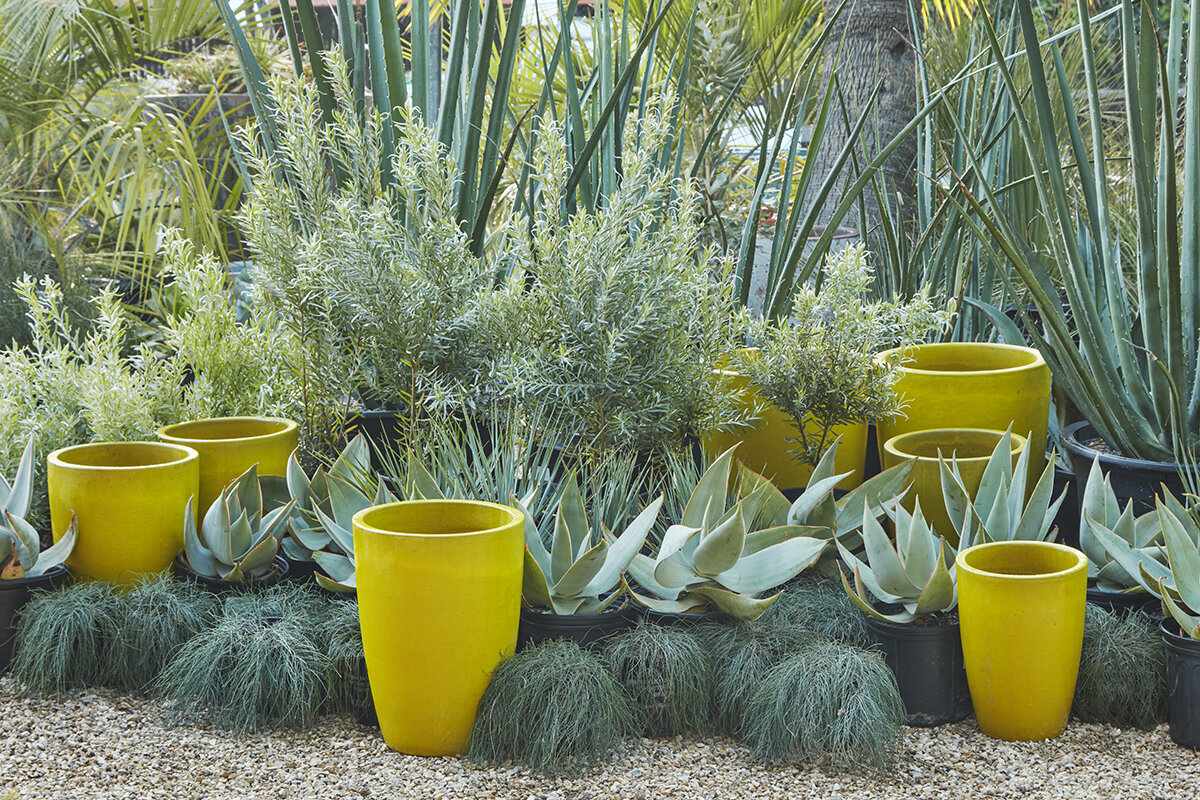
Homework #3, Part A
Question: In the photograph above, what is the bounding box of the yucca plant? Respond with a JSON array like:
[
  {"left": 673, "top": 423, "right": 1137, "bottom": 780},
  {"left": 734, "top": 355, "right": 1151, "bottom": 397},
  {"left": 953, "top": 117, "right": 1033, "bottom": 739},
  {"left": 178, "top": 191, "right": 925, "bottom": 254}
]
[
  {"left": 959, "top": 0, "right": 1199, "bottom": 484},
  {"left": 938, "top": 429, "right": 1067, "bottom": 550}
]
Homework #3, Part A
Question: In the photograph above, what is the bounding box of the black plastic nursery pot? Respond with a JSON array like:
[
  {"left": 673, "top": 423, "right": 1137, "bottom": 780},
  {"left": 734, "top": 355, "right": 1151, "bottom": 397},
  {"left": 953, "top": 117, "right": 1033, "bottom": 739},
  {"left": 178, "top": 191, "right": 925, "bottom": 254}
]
[
  {"left": 346, "top": 657, "right": 378, "bottom": 728},
  {"left": 1053, "top": 461, "right": 1081, "bottom": 550},
  {"left": 1061, "top": 422, "right": 1187, "bottom": 516},
  {"left": 517, "top": 602, "right": 639, "bottom": 652},
  {"left": 1085, "top": 588, "right": 1163, "bottom": 618},
  {"left": 1161, "top": 621, "right": 1200, "bottom": 750},
  {"left": 344, "top": 409, "right": 405, "bottom": 469},
  {"left": 0, "top": 564, "right": 69, "bottom": 672},
  {"left": 640, "top": 608, "right": 720, "bottom": 627},
  {"left": 173, "top": 554, "right": 290, "bottom": 594},
  {"left": 867, "top": 615, "right": 971, "bottom": 727}
]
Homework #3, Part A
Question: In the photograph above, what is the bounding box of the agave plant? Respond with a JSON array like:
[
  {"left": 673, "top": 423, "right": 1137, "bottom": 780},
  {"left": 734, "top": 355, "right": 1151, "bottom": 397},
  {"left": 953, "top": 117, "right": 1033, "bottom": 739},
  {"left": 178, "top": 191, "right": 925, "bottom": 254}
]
[
  {"left": 1085, "top": 491, "right": 1190, "bottom": 600},
  {"left": 182, "top": 465, "right": 295, "bottom": 582},
  {"left": 838, "top": 500, "right": 956, "bottom": 624},
  {"left": 627, "top": 446, "right": 832, "bottom": 620},
  {"left": 1079, "top": 458, "right": 1167, "bottom": 594},
  {"left": 305, "top": 473, "right": 397, "bottom": 594},
  {"left": 938, "top": 430, "right": 1067, "bottom": 550},
  {"left": 1153, "top": 501, "right": 1200, "bottom": 640},
  {"left": 518, "top": 473, "right": 662, "bottom": 615},
  {"left": 1, "top": 439, "right": 76, "bottom": 579}
]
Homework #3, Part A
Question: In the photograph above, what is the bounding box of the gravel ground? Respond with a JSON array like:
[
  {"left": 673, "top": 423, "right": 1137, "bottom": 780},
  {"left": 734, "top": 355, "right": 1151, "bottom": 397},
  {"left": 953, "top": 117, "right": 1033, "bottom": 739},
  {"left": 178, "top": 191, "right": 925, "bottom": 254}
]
[{"left": 2, "top": 678, "right": 1197, "bottom": 800}]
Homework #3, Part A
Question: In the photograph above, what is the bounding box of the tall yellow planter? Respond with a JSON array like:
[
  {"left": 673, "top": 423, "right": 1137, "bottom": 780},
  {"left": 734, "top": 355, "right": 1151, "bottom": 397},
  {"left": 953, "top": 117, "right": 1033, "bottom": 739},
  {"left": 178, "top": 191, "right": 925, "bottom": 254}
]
[
  {"left": 957, "top": 541, "right": 1087, "bottom": 741},
  {"left": 354, "top": 500, "right": 524, "bottom": 756},
  {"left": 883, "top": 428, "right": 1027, "bottom": 544},
  {"left": 703, "top": 370, "right": 868, "bottom": 491},
  {"left": 47, "top": 442, "right": 199, "bottom": 584},
  {"left": 876, "top": 343, "right": 1050, "bottom": 482},
  {"left": 157, "top": 417, "right": 298, "bottom": 513}
]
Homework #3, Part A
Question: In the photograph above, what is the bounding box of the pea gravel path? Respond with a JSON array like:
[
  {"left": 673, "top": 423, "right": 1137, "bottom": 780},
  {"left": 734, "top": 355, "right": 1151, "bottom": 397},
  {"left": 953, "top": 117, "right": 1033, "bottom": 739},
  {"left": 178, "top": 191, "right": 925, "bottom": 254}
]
[{"left": 2, "top": 679, "right": 1197, "bottom": 800}]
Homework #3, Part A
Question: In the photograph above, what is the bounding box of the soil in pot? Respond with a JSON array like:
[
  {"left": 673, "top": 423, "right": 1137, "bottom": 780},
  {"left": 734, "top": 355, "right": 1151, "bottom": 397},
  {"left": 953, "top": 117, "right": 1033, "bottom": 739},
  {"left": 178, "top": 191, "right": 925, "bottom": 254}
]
[
  {"left": 0, "top": 565, "right": 69, "bottom": 671},
  {"left": 1062, "top": 421, "right": 1187, "bottom": 516},
  {"left": 517, "top": 601, "right": 637, "bottom": 652},
  {"left": 1161, "top": 621, "right": 1200, "bottom": 749},
  {"left": 173, "top": 554, "right": 290, "bottom": 594},
  {"left": 867, "top": 612, "right": 971, "bottom": 727}
]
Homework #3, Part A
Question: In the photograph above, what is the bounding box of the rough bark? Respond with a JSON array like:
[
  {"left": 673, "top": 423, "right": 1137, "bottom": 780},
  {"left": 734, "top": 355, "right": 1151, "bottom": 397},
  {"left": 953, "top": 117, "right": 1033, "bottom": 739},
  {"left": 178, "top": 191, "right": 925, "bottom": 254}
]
[{"left": 805, "top": 0, "right": 917, "bottom": 241}]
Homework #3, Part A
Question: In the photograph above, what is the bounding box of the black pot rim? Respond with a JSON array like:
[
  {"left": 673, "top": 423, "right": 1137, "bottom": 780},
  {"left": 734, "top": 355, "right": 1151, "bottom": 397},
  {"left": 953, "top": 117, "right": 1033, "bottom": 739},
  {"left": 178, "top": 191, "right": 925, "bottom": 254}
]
[
  {"left": 1061, "top": 421, "right": 1183, "bottom": 476},
  {"left": 0, "top": 563, "right": 69, "bottom": 590},
  {"left": 521, "top": 598, "right": 631, "bottom": 619},
  {"left": 1161, "top": 619, "right": 1200, "bottom": 651},
  {"left": 866, "top": 614, "right": 960, "bottom": 637}
]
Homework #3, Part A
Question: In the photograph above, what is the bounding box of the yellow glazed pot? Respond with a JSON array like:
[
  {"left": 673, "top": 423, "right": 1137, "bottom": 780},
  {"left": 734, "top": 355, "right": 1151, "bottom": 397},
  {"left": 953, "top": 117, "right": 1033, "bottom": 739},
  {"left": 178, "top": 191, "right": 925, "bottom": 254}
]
[
  {"left": 703, "top": 369, "right": 868, "bottom": 491},
  {"left": 47, "top": 442, "right": 199, "bottom": 584},
  {"left": 875, "top": 343, "right": 1050, "bottom": 483},
  {"left": 156, "top": 417, "right": 298, "bottom": 513},
  {"left": 354, "top": 500, "right": 524, "bottom": 756},
  {"left": 883, "top": 428, "right": 1027, "bottom": 544},
  {"left": 956, "top": 541, "right": 1087, "bottom": 741}
]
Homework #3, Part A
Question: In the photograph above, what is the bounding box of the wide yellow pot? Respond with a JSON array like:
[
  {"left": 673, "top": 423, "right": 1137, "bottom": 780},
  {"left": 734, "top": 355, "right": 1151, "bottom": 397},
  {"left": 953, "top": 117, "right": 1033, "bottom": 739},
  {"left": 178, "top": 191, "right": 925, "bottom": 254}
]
[
  {"left": 876, "top": 343, "right": 1050, "bottom": 483},
  {"left": 703, "top": 369, "right": 868, "bottom": 491},
  {"left": 354, "top": 499, "right": 524, "bottom": 756},
  {"left": 957, "top": 541, "right": 1087, "bottom": 741},
  {"left": 883, "top": 428, "right": 1027, "bottom": 544},
  {"left": 47, "top": 442, "right": 199, "bottom": 584},
  {"left": 157, "top": 417, "right": 298, "bottom": 513}
]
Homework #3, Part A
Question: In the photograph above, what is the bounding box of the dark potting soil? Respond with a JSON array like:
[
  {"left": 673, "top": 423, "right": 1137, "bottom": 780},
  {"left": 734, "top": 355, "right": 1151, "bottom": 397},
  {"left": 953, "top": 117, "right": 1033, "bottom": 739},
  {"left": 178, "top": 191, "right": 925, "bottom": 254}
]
[{"left": 1081, "top": 435, "right": 1123, "bottom": 457}]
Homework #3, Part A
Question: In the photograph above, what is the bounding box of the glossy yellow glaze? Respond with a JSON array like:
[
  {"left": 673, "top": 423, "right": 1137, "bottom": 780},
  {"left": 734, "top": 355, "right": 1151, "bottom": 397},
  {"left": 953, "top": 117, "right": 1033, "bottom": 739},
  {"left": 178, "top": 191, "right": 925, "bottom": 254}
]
[
  {"left": 47, "top": 442, "right": 199, "bottom": 584},
  {"left": 883, "top": 428, "right": 1027, "bottom": 545},
  {"left": 156, "top": 417, "right": 298, "bottom": 513},
  {"left": 956, "top": 541, "right": 1087, "bottom": 741},
  {"left": 702, "top": 369, "right": 867, "bottom": 491},
  {"left": 354, "top": 500, "right": 524, "bottom": 756},
  {"left": 876, "top": 343, "right": 1051, "bottom": 483}
]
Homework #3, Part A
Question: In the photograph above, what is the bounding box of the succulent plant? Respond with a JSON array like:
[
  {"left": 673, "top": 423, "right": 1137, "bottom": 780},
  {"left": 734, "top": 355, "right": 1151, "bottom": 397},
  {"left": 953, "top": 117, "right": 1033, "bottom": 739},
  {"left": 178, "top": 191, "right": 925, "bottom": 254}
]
[
  {"left": 518, "top": 472, "right": 662, "bottom": 615},
  {"left": 182, "top": 465, "right": 295, "bottom": 582},
  {"left": 1153, "top": 500, "right": 1200, "bottom": 640},
  {"left": 1, "top": 437, "right": 76, "bottom": 580},
  {"left": 627, "top": 446, "right": 832, "bottom": 621},
  {"left": 1079, "top": 458, "right": 1167, "bottom": 593},
  {"left": 273, "top": 435, "right": 384, "bottom": 564},
  {"left": 305, "top": 470, "right": 396, "bottom": 593},
  {"left": 838, "top": 499, "right": 956, "bottom": 624},
  {"left": 939, "top": 429, "right": 1067, "bottom": 550}
]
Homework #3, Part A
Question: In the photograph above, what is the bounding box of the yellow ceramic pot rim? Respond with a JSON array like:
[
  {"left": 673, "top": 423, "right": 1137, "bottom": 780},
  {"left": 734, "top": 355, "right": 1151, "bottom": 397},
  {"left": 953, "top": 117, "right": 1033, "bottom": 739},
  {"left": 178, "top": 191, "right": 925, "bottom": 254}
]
[
  {"left": 883, "top": 428, "right": 1027, "bottom": 464},
  {"left": 157, "top": 416, "right": 298, "bottom": 444},
  {"left": 879, "top": 342, "right": 1046, "bottom": 377},
  {"left": 955, "top": 541, "right": 1087, "bottom": 582},
  {"left": 354, "top": 499, "right": 523, "bottom": 540},
  {"left": 48, "top": 441, "right": 199, "bottom": 471}
]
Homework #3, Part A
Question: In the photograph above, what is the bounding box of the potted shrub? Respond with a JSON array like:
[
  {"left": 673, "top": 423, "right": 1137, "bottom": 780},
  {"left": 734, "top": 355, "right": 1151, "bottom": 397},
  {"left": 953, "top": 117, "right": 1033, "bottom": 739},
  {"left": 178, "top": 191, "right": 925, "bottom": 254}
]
[
  {"left": 838, "top": 500, "right": 969, "bottom": 726},
  {"left": 175, "top": 465, "right": 294, "bottom": 591},
  {"left": 515, "top": 473, "right": 662, "bottom": 651},
  {"left": 1, "top": 439, "right": 77, "bottom": 670},
  {"left": 1149, "top": 498, "right": 1200, "bottom": 749},
  {"left": 713, "top": 244, "right": 953, "bottom": 493}
]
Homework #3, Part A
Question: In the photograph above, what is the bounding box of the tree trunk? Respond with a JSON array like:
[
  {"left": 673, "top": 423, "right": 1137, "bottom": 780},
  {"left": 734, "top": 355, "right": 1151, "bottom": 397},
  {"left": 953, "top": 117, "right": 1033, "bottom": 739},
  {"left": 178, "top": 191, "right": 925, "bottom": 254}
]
[{"left": 805, "top": 0, "right": 917, "bottom": 242}]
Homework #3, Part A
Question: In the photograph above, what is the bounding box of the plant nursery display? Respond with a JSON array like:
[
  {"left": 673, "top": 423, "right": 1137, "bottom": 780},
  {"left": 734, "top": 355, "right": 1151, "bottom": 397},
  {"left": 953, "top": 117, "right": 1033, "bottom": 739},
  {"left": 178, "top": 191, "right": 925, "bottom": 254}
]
[{"left": 956, "top": 541, "right": 1087, "bottom": 741}]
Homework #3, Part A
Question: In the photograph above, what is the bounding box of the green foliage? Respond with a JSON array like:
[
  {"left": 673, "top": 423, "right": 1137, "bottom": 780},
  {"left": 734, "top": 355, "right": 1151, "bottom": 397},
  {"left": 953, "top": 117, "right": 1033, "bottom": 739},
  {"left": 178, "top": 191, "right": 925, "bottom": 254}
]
[
  {"left": 182, "top": 465, "right": 294, "bottom": 582},
  {"left": 743, "top": 641, "right": 905, "bottom": 774},
  {"left": 1072, "top": 605, "right": 1166, "bottom": 730},
  {"left": 1078, "top": 457, "right": 1167, "bottom": 593},
  {"left": 754, "top": 572, "right": 872, "bottom": 647},
  {"left": 11, "top": 581, "right": 122, "bottom": 693},
  {"left": 699, "top": 621, "right": 814, "bottom": 737},
  {"left": 106, "top": 576, "right": 220, "bottom": 692},
  {"left": 489, "top": 114, "right": 749, "bottom": 456},
  {"left": 320, "top": 597, "right": 366, "bottom": 715},
  {"left": 604, "top": 623, "right": 713, "bottom": 736},
  {"left": 1, "top": 438, "right": 77, "bottom": 579},
  {"left": 156, "top": 589, "right": 329, "bottom": 733},
  {"left": 741, "top": 244, "right": 954, "bottom": 467},
  {"left": 470, "top": 639, "right": 636, "bottom": 776}
]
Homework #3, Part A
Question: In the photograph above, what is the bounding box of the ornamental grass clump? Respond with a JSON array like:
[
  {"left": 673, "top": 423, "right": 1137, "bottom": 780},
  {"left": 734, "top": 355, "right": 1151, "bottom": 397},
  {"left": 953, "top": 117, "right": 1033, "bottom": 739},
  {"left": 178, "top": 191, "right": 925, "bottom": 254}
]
[
  {"left": 321, "top": 597, "right": 366, "bottom": 715},
  {"left": 699, "top": 621, "right": 814, "bottom": 737},
  {"left": 156, "top": 589, "right": 329, "bottom": 733},
  {"left": 470, "top": 639, "right": 636, "bottom": 776},
  {"left": 754, "top": 573, "right": 871, "bottom": 647},
  {"left": 604, "top": 623, "right": 713, "bottom": 737},
  {"left": 106, "top": 576, "right": 220, "bottom": 692},
  {"left": 11, "top": 581, "right": 122, "bottom": 693},
  {"left": 744, "top": 641, "right": 905, "bottom": 774},
  {"left": 1072, "top": 605, "right": 1166, "bottom": 730}
]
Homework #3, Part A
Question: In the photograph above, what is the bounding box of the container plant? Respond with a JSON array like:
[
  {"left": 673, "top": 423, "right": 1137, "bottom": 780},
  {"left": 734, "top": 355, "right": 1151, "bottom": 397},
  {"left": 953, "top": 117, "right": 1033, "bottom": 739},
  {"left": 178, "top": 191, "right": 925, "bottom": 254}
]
[
  {"left": 1149, "top": 499, "right": 1200, "bottom": 748},
  {"left": 516, "top": 473, "right": 662, "bottom": 651},
  {"left": 175, "top": 465, "right": 294, "bottom": 591},
  {"left": 838, "top": 500, "right": 970, "bottom": 726},
  {"left": 1, "top": 439, "right": 77, "bottom": 670}
]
